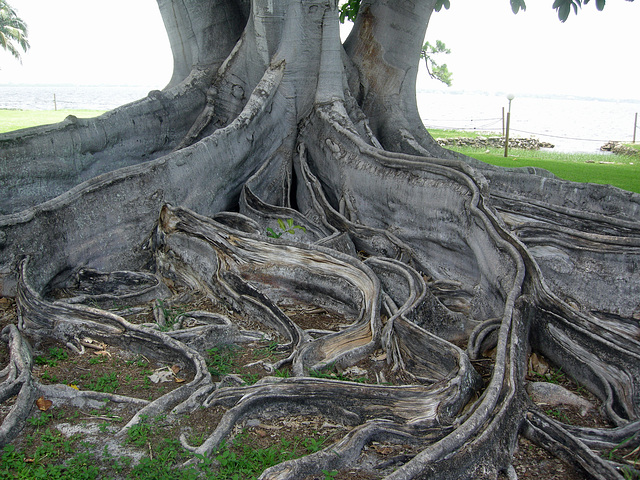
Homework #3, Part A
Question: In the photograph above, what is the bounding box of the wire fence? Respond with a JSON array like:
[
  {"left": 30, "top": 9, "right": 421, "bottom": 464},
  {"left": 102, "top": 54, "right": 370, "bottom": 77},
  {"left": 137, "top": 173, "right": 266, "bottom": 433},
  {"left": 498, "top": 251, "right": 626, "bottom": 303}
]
[{"left": 423, "top": 114, "right": 638, "bottom": 145}]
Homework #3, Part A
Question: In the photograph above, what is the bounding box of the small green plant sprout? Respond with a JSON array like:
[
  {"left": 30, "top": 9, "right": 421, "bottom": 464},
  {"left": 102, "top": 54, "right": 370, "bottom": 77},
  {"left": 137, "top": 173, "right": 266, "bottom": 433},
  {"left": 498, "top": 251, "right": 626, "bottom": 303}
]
[
  {"left": 323, "top": 469, "right": 339, "bottom": 480},
  {"left": 266, "top": 218, "right": 306, "bottom": 239}
]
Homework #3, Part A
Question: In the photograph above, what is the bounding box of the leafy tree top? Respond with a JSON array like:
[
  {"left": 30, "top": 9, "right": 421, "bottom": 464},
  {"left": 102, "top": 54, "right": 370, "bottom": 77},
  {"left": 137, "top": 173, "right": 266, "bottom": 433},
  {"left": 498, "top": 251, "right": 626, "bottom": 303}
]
[
  {"left": 0, "top": 0, "right": 29, "bottom": 62},
  {"left": 339, "top": 0, "right": 634, "bottom": 23}
]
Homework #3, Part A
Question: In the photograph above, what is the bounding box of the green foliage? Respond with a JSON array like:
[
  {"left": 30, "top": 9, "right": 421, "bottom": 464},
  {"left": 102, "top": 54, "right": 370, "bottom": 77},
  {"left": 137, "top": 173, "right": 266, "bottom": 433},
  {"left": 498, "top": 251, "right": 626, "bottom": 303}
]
[
  {"left": 338, "top": 0, "right": 360, "bottom": 23},
  {"left": 533, "top": 367, "right": 565, "bottom": 384},
  {"left": 40, "top": 371, "right": 59, "bottom": 383},
  {"left": 435, "top": 0, "right": 451, "bottom": 11},
  {"left": 156, "top": 299, "right": 187, "bottom": 330},
  {"left": 0, "top": 0, "right": 30, "bottom": 62},
  {"left": 86, "top": 372, "right": 119, "bottom": 393},
  {"left": 338, "top": 0, "right": 612, "bottom": 26},
  {"left": 545, "top": 408, "right": 571, "bottom": 423},
  {"left": 0, "top": 109, "right": 107, "bottom": 134},
  {"left": 303, "top": 436, "right": 329, "bottom": 453},
  {"left": 266, "top": 218, "right": 306, "bottom": 239},
  {"left": 421, "top": 40, "right": 453, "bottom": 87},
  {"left": 552, "top": 0, "right": 607, "bottom": 22},
  {"left": 129, "top": 439, "right": 200, "bottom": 479},
  {"left": 206, "top": 344, "right": 238, "bottom": 377},
  {"left": 323, "top": 470, "right": 339, "bottom": 480},
  {"left": 432, "top": 131, "right": 640, "bottom": 194},
  {"left": 210, "top": 436, "right": 304, "bottom": 479},
  {"left": 126, "top": 416, "right": 153, "bottom": 447},
  {"left": 3, "top": 408, "right": 340, "bottom": 480},
  {"left": 510, "top": 0, "right": 527, "bottom": 14},
  {"left": 34, "top": 346, "right": 69, "bottom": 367},
  {"left": 27, "top": 412, "right": 53, "bottom": 428},
  {"left": 339, "top": 0, "right": 450, "bottom": 23},
  {"left": 602, "top": 435, "right": 638, "bottom": 476}
]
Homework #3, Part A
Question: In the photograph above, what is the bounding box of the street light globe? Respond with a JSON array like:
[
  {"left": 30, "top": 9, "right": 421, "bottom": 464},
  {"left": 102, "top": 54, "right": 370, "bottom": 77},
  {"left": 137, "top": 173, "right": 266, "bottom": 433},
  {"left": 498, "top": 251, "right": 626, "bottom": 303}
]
[{"left": 507, "top": 93, "right": 515, "bottom": 101}]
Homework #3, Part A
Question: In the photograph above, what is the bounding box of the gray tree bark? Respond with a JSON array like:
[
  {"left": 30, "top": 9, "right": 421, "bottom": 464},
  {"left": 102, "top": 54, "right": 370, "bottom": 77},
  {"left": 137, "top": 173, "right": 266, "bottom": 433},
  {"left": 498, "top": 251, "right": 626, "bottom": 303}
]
[{"left": 1, "top": 0, "right": 639, "bottom": 478}]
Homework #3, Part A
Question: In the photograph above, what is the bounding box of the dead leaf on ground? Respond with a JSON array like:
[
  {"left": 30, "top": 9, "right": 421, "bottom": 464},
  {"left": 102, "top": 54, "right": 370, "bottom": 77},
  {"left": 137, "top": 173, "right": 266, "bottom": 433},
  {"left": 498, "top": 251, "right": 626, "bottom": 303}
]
[
  {"left": 529, "top": 352, "right": 549, "bottom": 376},
  {"left": 171, "top": 365, "right": 181, "bottom": 374},
  {"left": 372, "top": 445, "right": 394, "bottom": 455},
  {"left": 36, "top": 396, "right": 52, "bottom": 411}
]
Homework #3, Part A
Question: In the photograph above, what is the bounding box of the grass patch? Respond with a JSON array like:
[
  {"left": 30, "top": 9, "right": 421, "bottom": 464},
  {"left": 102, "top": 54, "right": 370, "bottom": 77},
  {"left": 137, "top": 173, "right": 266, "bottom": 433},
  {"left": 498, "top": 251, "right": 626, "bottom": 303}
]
[
  {"left": 456, "top": 147, "right": 640, "bottom": 194},
  {"left": 428, "top": 130, "right": 640, "bottom": 194},
  {"left": 428, "top": 128, "right": 500, "bottom": 139},
  {"left": 0, "top": 109, "right": 107, "bottom": 133}
]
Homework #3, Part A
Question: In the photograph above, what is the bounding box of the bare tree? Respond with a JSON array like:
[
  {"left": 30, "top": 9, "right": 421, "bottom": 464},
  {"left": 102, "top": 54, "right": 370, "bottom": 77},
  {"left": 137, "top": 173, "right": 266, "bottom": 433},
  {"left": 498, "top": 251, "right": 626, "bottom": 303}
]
[{"left": 1, "top": 1, "right": 639, "bottom": 478}]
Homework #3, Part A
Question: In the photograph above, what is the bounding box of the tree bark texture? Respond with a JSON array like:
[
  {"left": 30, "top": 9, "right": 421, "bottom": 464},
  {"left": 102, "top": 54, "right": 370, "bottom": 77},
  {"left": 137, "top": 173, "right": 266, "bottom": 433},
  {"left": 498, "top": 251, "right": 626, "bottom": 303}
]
[{"left": 1, "top": 0, "right": 639, "bottom": 478}]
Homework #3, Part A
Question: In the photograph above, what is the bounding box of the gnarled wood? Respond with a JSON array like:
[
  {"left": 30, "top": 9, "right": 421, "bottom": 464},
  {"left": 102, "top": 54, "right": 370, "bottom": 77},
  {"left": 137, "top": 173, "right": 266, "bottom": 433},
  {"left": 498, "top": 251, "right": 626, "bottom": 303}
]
[{"left": 1, "top": 0, "right": 639, "bottom": 478}]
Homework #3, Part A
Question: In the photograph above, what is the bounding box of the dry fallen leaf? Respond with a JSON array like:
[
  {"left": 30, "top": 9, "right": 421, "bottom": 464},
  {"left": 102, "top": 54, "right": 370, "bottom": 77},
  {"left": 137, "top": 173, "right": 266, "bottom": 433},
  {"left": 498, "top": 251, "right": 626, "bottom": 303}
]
[
  {"left": 36, "top": 396, "right": 53, "bottom": 411},
  {"left": 171, "top": 365, "right": 181, "bottom": 374},
  {"left": 174, "top": 377, "right": 185, "bottom": 383},
  {"left": 529, "top": 352, "right": 549, "bottom": 376},
  {"left": 373, "top": 445, "right": 394, "bottom": 455},
  {"left": 94, "top": 350, "right": 111, "bottom": 357}
]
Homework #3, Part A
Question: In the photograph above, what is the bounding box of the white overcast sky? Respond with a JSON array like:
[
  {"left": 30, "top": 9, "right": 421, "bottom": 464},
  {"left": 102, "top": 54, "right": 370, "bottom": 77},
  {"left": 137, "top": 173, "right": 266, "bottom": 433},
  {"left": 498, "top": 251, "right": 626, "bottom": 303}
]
[{"left": 0, "top": 0, "right": 638, "bottom": 100}]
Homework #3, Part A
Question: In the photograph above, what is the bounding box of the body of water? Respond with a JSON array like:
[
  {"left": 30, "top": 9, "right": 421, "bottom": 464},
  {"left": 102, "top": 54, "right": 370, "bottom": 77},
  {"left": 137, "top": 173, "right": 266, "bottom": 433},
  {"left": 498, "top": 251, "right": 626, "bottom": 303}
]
[
  {"left": 1, "top": 85, "right": 638, "bottom": 153},
  {"left": 418, "top": 90, "right": 640, "bottom": 153},
  {"left": 0, "top": 84, "right": 159, "bottom": 111}
]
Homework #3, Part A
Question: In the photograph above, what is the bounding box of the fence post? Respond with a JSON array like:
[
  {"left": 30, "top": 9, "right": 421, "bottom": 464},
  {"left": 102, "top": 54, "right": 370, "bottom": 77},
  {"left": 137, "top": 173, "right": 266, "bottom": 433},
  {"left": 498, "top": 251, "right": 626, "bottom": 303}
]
[
  {"left": 634, "top": 113, "right": 638, "bottom": 144},
  {"left": 53, "top": 94, "right": 57, "bottom": 111},
  {"left": 504, "top": 112, "right": 511, "bottom": 157}
]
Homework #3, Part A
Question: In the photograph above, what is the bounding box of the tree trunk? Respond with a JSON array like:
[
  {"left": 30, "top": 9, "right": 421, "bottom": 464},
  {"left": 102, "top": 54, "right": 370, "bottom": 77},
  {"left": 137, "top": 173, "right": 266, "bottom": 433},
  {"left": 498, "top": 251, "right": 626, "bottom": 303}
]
[{"left": 1, "top": 0, "right": 639, "bottom": 478}]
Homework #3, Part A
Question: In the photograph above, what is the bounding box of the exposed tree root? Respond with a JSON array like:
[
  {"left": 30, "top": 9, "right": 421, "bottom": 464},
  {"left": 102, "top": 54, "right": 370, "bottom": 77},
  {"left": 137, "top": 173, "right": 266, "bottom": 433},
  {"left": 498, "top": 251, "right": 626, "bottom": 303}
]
[{"left": 1, "top": 1, "right": 639, "bottom": 478}]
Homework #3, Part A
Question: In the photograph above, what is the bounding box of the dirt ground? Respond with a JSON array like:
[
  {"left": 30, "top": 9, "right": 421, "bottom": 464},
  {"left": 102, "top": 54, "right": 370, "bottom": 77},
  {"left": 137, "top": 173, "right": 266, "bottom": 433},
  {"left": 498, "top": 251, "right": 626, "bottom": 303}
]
[{"left": 0, "top": 294, "right": 628, "bottom": 479}]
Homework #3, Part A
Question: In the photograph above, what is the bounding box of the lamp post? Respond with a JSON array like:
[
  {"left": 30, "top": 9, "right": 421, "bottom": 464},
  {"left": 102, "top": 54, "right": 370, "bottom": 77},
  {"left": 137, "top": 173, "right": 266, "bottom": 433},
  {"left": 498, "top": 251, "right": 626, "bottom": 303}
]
[{"left": 504, "top": 93, "right": 514, "bottom": 157}]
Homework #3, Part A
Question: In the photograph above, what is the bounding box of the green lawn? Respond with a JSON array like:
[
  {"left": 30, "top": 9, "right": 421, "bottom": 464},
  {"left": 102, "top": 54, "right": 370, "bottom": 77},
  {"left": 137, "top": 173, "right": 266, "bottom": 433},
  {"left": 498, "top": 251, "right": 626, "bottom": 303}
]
[
  {"left": 430, "top": 129, "right": 640, "bottom": 194},
  {"left": 0, "top": 109, "right": 107, "bottom": 133}
]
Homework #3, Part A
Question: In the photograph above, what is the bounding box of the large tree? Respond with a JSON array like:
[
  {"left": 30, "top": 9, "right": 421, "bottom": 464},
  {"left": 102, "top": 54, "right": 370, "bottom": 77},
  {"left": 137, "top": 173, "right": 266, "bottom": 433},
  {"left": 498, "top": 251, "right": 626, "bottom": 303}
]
[{"left": 1, "top": 1, "right": 639, "bottom": 479}]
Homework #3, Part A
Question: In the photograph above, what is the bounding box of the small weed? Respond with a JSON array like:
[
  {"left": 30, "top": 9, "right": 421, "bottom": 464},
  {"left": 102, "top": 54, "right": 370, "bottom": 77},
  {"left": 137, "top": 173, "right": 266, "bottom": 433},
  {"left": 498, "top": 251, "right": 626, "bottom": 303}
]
[
  {"left": 323, "top": 469, "right": 339, "bottom": 480},
  {"left": 532, "top": 366, "right": 565, "bottom": 385},
  {"left": 155, "top": 299, "right": 186, "bottom": 331},
  {"left": 575, "top": 383, "right": 588, "bottom": 396},
  {"left": 255, "top": 340, "right": 280, "bottom": 358},
  {"left": 126, "top": 416, "right": 152, "bottom": 447},
  {"left": 126, "top": 357, "right": 150, "bottom": 368},
  {"left": 88, "top": 356, "right": 107, "bottom": 365},
  {"left": 274, "top": 369, "right": 291, "bottom": 378},
  {"left": 48, "top": 347, "right": 68, "bottom": 361},
  {"left": 241, "top": 373, "right": 260, "bottom": 385},
  {"left": 266, "top": 218, "right": 306, "bottom": 239},
  {"left": 86, "top": 372, "right": 119, "bottom": 393},
  {"left": 545, "top": 408, "right": 571, "bottom": 424},
  {"left": 34, "top": 346, "right": 69, "bottom": 367},
  {"left": 40, "top": 371, "right": 59, "bottom": 383},
  {"left": 189, "top": 432, "right": 206, "bottom": 447},
  {"left": 206, "top": 345, "right": 238, "bottom": 378},
  {"left": 304, "top": 436, "right": 328, "bottom": 453},
  {"left": 27, "top": 411, "right": 53, "bottom": 427}
]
